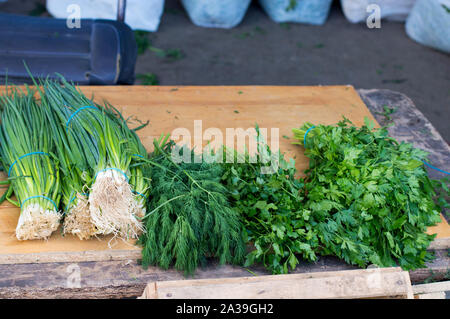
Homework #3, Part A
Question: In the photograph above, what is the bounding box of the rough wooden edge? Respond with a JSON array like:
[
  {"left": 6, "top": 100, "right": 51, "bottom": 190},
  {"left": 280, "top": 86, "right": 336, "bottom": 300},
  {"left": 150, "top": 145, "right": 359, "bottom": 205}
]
[
  {"left": 409, "top": 249, "right": 449, "bottom": 284},
  {"left": 428, "top": 237, "right": 450, "bottom": 250},
  {"left": 153, "top": 267, "right": 403, "bottom": 288},
  {"left": 141, "top": 268, "right": 411, "bottom": 299},
  {"left": 412, "top": 281, "right": 450, "bottom": 295},
  {"left": 0, "top": 284, "right": 147, "bottom": 299},
  {"left": 410, "top": 269, "right": 449, "bottom": 284},
  {"left": 403, "top": 271, "right": 415, "bottom": 299},
  {"left": 0, "top": 249, "right": 141, "bottom": 264},
  {"left": 416, "top": 292, "right": 446, "bottom": 299},
  {"left": 0, "top": 235, "right": 447, "bottom": 265},
  {"left": 139, "top": 282, "right": 157, "bottom": 299}
]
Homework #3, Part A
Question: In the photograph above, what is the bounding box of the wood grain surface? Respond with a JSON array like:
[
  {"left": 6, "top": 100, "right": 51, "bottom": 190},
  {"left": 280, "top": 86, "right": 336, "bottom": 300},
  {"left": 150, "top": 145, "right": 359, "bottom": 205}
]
[{"left": 140, "top": 268, "right": 413, "bottom": 299}]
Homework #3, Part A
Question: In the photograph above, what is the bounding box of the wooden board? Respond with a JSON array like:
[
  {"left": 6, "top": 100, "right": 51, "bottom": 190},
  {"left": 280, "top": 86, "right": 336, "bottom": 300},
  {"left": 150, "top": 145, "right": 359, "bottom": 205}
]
[
  {"left": 413, "top": 281, "right": 450, "bottom": 295},
  {"left": 413, "top": 281, "right": 450, "bottom": 299},
  {"left": 0, "top": 85, "right": 448, "bottom": 264},
  {"left": 139, "top": 267, "right": 413, "bottom": 299},
  {"left": 0, "top": 251, "right": 447, "bottom": 299}
]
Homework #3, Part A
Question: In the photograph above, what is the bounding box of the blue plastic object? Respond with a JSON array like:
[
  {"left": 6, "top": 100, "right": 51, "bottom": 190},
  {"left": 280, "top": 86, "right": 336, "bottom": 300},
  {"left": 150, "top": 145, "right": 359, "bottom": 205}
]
[
  {"left": 180, "top": 0, "right": 251, "bottom": 29},
  {"left": 405, "top": 0, "right": 450, "bottom": 54},
  {"left": 0, "top": 13, "right": 137, "bottom": 85},
  {"left": 259, "top": 0, "right": 333, "bottom": 25}
]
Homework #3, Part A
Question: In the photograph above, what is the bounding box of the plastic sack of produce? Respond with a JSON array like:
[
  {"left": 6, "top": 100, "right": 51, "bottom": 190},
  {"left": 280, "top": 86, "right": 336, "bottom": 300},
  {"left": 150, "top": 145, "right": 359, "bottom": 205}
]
[
  {"left": 258, "top": 0, "right": 333, "bottom": 25},
  {"left": 406, "top": 0, "right": 450, "bottom": 53},
  {"left": 46, "top": 0, "right": 165, "bottom": 32},
  {"left": 180, "top": 0, "right": 251, "bottom": 29},
  {"left": 341, "top": 0, "right": 416, "bottom": 23}
]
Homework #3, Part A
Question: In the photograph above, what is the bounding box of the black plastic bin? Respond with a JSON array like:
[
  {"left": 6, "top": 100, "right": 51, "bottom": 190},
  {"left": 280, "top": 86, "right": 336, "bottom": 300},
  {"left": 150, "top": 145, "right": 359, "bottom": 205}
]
[{"left": 0, "top": 13, "right": 137, "bottom": 85}]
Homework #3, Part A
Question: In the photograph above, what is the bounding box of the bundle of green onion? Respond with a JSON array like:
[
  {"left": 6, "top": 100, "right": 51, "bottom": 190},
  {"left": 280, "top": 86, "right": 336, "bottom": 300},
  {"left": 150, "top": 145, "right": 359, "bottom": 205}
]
[
  {"left": 0, "top": 85, "right": 61, "bottom": 240},
  {"left": 39, "top": 80, "right": 98, "bottom": 239},
  {"left": 102, "top": 102, "right": 151, "bottom": 223},
  {"left": 39, "top": 78, "right": 149, "bottom": 239}
]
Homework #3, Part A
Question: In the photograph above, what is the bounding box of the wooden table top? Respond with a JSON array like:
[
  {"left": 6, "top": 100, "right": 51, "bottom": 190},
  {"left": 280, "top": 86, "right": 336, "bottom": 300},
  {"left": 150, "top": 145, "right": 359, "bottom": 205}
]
[{"left": 0, "top": 86, "right": 448, "bottom": 298}]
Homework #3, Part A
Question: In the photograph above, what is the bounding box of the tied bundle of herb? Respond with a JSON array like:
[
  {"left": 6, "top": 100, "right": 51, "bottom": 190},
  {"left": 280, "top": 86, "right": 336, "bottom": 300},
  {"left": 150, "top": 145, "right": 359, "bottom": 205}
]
[
  {"left": 222, "top": 127, "right": 317, "bottom": 275},
  {"left": 292, "top": 117, "right": 442, "bottom": 270},
  {"left": 138, "top": 138, "right": 246, "bottom": 276},
  {"left": 0, "top": 85, "right": 61, "bottom": 240},
  {"left": 86, "top": 101, "right": 144, "bottom": 239},
  {"left": 39, "top": 79, "right": 98, "bottom": 239},
  {"left": 102, "top": 101, "right": 151, "bottom": 222},
  {"left": 41, "top": 77, "right": 145, "bottom": 239}
]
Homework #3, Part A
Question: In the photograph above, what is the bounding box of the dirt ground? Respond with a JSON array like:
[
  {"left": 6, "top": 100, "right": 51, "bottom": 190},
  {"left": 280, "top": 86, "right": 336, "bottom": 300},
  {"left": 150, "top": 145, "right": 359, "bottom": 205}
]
[{"left": 1, "top": 0, "right": 449, "bottom": 142}]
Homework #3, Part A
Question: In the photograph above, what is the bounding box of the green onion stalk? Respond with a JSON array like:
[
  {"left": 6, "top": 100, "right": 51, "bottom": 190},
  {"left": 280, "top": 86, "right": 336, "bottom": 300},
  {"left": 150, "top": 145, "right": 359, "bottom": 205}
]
[
  {"left": 88, "top": 105, "right": 143, "bottom": 239},
  {"left": 0, "top": 85, "right": 61, "bottom": 240},
  {"left": 44, "top": 78, "right": 144, "bottom": 239},
  {"left": 40, "top": 80, "right": 97, "bottom": 239},
  {"left": 103, "top": 102, "right": 151, "bottom": 228}
]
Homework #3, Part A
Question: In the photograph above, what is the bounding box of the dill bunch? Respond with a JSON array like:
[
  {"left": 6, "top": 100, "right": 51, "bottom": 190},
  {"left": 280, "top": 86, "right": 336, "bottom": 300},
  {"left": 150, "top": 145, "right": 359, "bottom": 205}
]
[{"left": 138, "top": 139, "right": 246, "bottom": 276}]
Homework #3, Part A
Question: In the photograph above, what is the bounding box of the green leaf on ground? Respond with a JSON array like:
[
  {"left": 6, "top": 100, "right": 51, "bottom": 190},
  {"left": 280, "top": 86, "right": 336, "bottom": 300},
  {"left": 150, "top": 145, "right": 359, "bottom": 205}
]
[{"left": 136, "top": 73, "right": 159, "bottom": 85}]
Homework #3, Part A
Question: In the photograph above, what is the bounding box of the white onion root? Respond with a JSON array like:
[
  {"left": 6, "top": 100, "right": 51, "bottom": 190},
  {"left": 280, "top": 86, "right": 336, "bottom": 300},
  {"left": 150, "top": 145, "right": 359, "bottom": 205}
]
[
  {"left": 131, "top": 195, "right": 147, "bottom": 236},
  {"left": 89, "top": 169, "right": 143, "bottom": 239},
  {"left": 63, "top": 194, "right": 97, "bottom": 240},
  {"left": 16, "top": 203, "right": 61, "bottom": 240}
]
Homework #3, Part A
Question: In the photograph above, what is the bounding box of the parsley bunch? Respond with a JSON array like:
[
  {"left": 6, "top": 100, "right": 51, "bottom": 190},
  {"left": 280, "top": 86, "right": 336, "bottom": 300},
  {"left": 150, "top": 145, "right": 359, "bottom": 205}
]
[
  {"left": 293, "top": 118, "right": 442, "bottom": 270},
  {"left": 222, "top": 129, "right": 318, "bottom": 274}
]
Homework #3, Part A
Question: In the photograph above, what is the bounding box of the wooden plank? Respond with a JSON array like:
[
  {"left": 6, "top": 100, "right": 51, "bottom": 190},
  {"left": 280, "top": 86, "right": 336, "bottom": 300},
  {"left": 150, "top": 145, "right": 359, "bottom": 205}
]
[
  {"left": 0, "top": 206, "right": 139, "bottom": 264},
  {"left": 0, "top": 249, "right": 141, "bottom": 264},
  {"left": 0, "top": 285, "right": 144, "bottom": 299},
  {"left": 416, "top": 292, "right": 446, "bottom": 299},
  {"left": 413, "top": 278, "right": 449, "bottom": 300},
  {"left": 140, "top": 268, "right": 412, "bottom": 299},
  {"left": 403, "top": 270, "right": 414, "bottom": 299},
  {"left": 145, "top": 272, "right": 407, "bottom": 299},
  {"left": 428, "top": 238, "right": 450, "bottom": 250},
  {"left": 412, "top": 281, "right": 450, "bottom": 295},
  {"left": 409, "top": 250, "right": 450, "bottom": 284}
]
